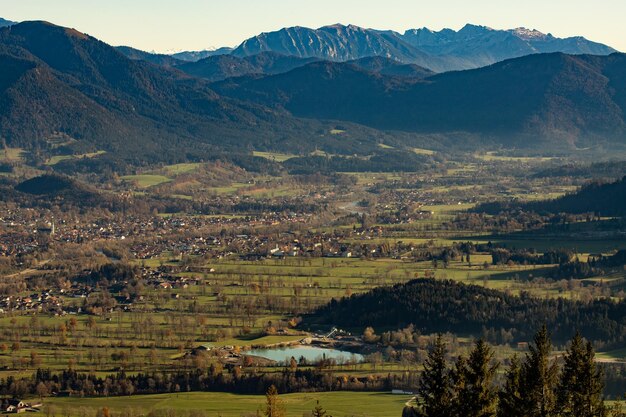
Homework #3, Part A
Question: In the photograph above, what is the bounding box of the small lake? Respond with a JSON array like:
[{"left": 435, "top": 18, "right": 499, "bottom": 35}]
[{"left": 247, "top": 346, "right": 364, "bottom": 364}]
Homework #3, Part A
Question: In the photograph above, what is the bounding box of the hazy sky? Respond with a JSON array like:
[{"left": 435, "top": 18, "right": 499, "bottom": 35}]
[{"left": 2, "top": 0, "right": 625, "bottom": 52}]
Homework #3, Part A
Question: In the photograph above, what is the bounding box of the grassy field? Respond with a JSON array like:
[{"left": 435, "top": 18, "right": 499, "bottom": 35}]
[
  {"left": 46, "top": 151, "right": 106, "bottom": 166},
  {"left": 596, "top": 347, "right": 626, "bottom": 363},
  {"left": 163, "top": 163, "right": 203, "bottom": 175},
  {"left": 43, "top": 391, "right": 411, "bottom": 417},
  {"left": 330, "top": 129, "right": 346, "bottom": 135},
  {"left": 253, "top": 151, "right": 298, "bottom": 162},
  {"left": 412, "top": 147, "right": 436, "bottom": 155},
  {"left": 122, "top": 174, "right": 173, "bottom": 188},
  {"left": 1, "top": 147, "right": 25, "bottom": 161},
  {"left": 475, "top": 152, "right": 556, "bottom": 162}
]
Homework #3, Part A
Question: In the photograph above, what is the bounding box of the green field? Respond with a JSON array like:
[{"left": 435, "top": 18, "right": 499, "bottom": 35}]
[
  {"left": 46, "top": 151, "right": 106, "bottom": 166},
  {"left": 596, "top": 347, "right": 626, "bottom": 363},
  {"left": 163, "top": 163, "right": 203, "bottom": 175},
  {"left": 44, "top": 391, "right": 411, "bottom": 417},
  {"left": 122, "top": 174, "right": 173, "bottom": 188},
  {"left": 475, "top": 152, "right": 556, "bottom": 162},
  {"left": 412, "top": 147, "right": 436, "bottom": 155},
  {"left": 253, "top": 151, "right": 298, "bottom": 162},
  {"left": 330, "top": 129, "right": 346, "bottom": 135}
]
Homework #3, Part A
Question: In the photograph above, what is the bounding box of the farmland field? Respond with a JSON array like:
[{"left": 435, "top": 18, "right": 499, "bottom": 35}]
[
  {"left": 122, "top": 174, "right": 173, "bottom": 188},
  {"left": 44, "top": 391, "right": 410, "bottom": 417}
]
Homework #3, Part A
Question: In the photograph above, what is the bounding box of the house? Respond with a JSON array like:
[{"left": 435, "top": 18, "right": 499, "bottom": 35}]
[{"left": 1, "top": 398, "right": 27, "bottom": 413}]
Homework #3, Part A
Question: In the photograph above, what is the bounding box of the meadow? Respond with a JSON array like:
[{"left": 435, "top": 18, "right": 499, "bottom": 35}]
[{"left": 43, "top": 391, "right": 410, "bottom": 417}]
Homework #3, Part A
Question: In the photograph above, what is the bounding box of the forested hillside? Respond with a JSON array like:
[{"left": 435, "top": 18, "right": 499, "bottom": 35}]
[
  {"left": 310, "top": 279, "right": 626, "bottom": 344},
  {"left": 214, "top": 52, "right": 626, "bottom": 148}
]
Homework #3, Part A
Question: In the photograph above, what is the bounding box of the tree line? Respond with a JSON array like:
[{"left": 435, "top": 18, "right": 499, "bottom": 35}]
[
  {"left": 404, "top": 326, "right": 616, "bottom": 417},
  {"left": 547, "top": 250, "right": 626, "bottom": 280}
]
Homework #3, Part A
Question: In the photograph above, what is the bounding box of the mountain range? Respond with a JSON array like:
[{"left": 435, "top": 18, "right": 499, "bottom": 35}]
[
  {"left": 1, "top": 19, "right": 626, "bottom": 171},
  {"left": 116, "top": 23, "right": 617, "bottom": 74},
  {"left": 203, "top": 23, "right": 615, "bottom": 72},
  {"left": 171, "top": 48, "right": 234, "bottom": 62}
]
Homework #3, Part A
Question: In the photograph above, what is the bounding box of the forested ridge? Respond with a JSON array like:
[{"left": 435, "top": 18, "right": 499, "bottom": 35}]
[{"left": 311, "top": 279, "right": 626, "bottom": 344}]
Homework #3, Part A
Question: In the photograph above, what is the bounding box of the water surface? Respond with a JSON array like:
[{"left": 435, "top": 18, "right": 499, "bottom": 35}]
[{"left": 247, "top": 345, "right": 363, "bottom": 364}]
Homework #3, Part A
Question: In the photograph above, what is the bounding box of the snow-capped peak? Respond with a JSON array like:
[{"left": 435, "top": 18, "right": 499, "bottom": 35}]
[{"left": 510, "top": 27, "right": 548, "bottom": 40}]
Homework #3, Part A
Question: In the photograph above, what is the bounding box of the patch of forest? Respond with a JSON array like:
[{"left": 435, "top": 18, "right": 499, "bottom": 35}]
[
  {"left": 477, "top": 176, "right": 626, "bottom": 217},
  {"left": 308, "top": 278, "right": 626, "bottom": 345}
]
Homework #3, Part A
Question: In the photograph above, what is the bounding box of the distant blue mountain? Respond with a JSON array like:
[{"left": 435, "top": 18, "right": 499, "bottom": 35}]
[
  {"left": 113, "top": 21, "right": 617, "bottom": 74},
  {"left": 229, "top": 23, "right": 616, "bottom": 72},
  {"left": 170, "top": 48, "right": 233, "bottom": 62}
]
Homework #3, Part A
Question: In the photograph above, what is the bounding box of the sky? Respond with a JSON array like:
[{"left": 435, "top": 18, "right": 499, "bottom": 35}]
[{"left": 1, "top": 0, "right": 625, "bottom": 53}]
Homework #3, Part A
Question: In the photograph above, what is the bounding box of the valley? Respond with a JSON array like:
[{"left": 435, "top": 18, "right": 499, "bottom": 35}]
[
  {"left": 0, "top": 12, "right": 625, "bottom": 417},
  {"left": 1, "top": 146, "right": 626, "bottom": 415}
]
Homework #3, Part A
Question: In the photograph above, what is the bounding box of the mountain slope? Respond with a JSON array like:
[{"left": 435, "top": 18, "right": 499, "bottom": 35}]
[
  {"left": 177, "top": 52, "right": 319, "bottom": 82},
  {"left": 214, "top": 52, "right": 626, "bottom": 147},
  {"left": 0, "top": 21, "right": 392, "bottom": 164},
  {"left": 0, "top": 18, "right": 15, "bottom": 28},
  {"left": 177, "top": 53, "right": 433, "bottom": 82},
  {"left": 347, "top": 56, "right": 434, "bottom": 78},
  {"left": 116, "top": 46, "right": 183, "bottom": 67},
  {"left": 231, "top": 24, "right": 459, "bottom": 72},
  {"left": 171, "top": 48, "right": 233, "bottom": 62},
  {"left": 401, "top": 24, "right": 615, "bottom": 68}
]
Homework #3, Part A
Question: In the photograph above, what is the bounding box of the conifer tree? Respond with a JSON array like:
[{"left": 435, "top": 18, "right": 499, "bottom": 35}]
[
  {"left": 453, "top": 339, "right": 499, "bottom": 417},
  {"left": 449, "top": 354, "right": 467, "bottom": 417},
  {"left": 311, "top": 400, "right": 332, "bottom": 417},
  {"left": 556, "top": 332, "right": 607, "bottom": 417},
  {"left": 519, "top": 325, "right": 559, "bottom": 417},
  {"left": 417, "top": 334, "right": 453, "bottom": 417},
  {"left": 497, "top": 355, "right": 525, "bottom": 417},
  {"left": 264, "top": 385, "right": 286, "bottom": 417}
]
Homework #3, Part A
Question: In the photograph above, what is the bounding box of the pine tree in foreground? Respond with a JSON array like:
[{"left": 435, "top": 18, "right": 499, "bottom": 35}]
[
  {"left": 497, "top": 355, "right": 525, "bottom": 417},
  {"left": 519, "top": 325, "right": 559, "bottom": 417},
  {"left": 556, "top": 332, "right": 607, "bottom": 417},
  {"left": 417, "top": 334, "right": 453, "bottom": 417},
  {"left": 453, "top": 339, "right": 499, "bottom": 417},
  {"left": 450, "top": 354, "right": 468, "bottom": 413}
]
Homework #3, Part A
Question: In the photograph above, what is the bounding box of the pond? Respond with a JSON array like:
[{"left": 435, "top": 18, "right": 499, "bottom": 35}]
[{"left": 247, "top": 345, "right": 364, "bottom": 364}]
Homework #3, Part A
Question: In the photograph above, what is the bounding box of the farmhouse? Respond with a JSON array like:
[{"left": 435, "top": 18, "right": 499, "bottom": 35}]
[{"left": 1, "top": 398, "right": 26, "bottom": 413}]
